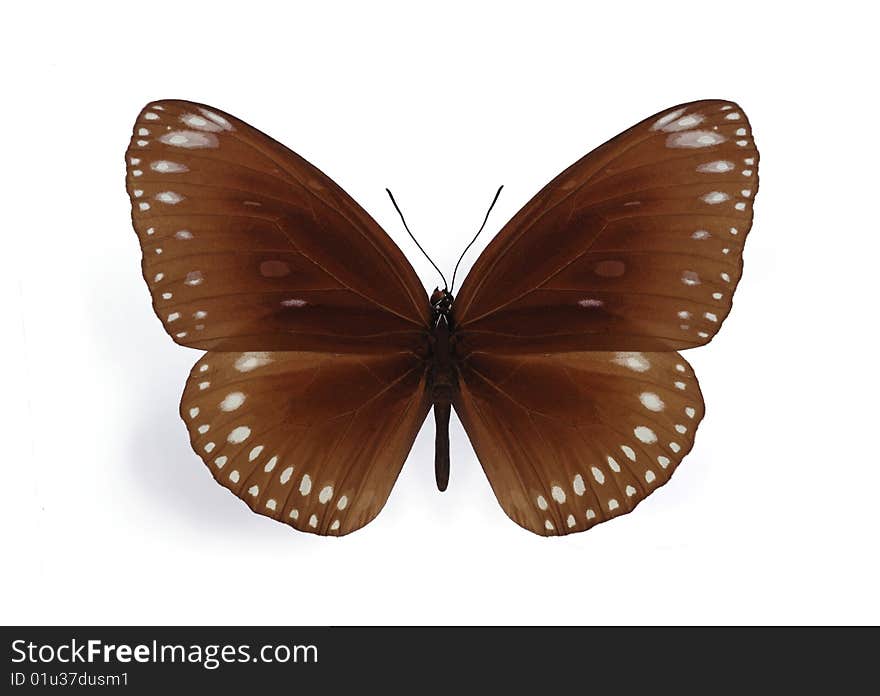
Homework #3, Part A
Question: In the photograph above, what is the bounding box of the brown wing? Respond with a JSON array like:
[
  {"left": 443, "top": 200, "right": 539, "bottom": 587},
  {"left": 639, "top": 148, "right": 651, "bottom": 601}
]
[
  {"left": 181, "top": 350, "right": 430, "bottom": 535},
  {"left": 454, "top": 350, "right": 704, "bottom": 536},
  {"left": 454, "top": 99, "right": 759, "bottom": 354},
  {"left": 125, "top": 100, "right": 429, "bottom": 353}
]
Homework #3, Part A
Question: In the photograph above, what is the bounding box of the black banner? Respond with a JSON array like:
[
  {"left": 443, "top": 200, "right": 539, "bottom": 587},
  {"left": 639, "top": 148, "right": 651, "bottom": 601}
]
[{"left": 2, "top": 626, "right": 875, "bottom": 691}]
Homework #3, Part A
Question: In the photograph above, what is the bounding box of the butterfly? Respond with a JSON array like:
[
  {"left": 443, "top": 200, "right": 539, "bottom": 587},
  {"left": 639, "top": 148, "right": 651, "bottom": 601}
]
[{"left": 125, "top": 99, "right": 758, "bottom": 536}]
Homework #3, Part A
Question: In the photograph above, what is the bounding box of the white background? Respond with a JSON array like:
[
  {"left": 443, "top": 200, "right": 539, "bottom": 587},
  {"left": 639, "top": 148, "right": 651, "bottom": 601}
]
[{"left": 3, "top": 1, "right": 878, "bottom": 625}]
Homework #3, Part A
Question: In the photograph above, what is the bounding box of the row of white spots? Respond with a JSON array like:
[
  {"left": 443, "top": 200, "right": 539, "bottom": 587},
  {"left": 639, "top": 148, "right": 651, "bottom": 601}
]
[
  {"left": 544, "top": 501, "right": 619, "bottom": 532},
  {"left": 187, "top": 364, "right": 350, "bottom": 532}
]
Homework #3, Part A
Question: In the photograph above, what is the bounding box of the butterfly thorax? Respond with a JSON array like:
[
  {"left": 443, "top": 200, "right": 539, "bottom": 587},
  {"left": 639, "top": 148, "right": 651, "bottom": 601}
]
[{"left": 429, "top": 287, "right": 457, "bottom": 403}]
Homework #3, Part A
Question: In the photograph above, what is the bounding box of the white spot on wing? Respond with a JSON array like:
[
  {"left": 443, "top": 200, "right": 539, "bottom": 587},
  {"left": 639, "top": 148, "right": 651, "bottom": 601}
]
[
  {"left": 613, "top": 352, "right": 650, "bottom": 372},
  {"left": 235, "top": 352, "right": 273, "bottom": 372},
  {"left": 681, "top": 270, "right": 701, "bottom": 286},
  {"left": 219, "top": 392, "right": 246, "bottom": 412},
  {"left": 181, "top": 113, "right": 223, "bottom": 131},
  {"left": 198, "top": 108, "right": 233, "bottom": 130},
  {"left": 639, "top": 392, "right": 665, "bottom": 412},
  {"left": 151, "top": 160, "right": 188, "bottom": 173},
  {"left": 666, "top": 131, "right": 726, "bottom": 148},
  {"left": 227, "top": 426, "right": 251, "bottom": 443},
  {"left": 697, "top": 160, "right": 734, "bottom": 173},
  {"left": 578, "top": 298, "right": 604, "bottom": 308},
  {"left": 702, "top": 191, "right": 729, "bottom": 204},
  {"left": 159, "top": 130, "right": 219, "bottom": 148},
  {"left": 634, "top": 426, "right": 657, "bottom": 444},
  {"left": 651, "top": 108, "right": 686, "bottom": 130}
]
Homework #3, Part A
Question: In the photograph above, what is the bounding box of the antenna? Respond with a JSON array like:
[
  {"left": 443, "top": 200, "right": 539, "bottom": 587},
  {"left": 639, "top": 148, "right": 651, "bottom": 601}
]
[
  {"left": 386, "top": 188, "right": 448, "bottom": 291},
  {"left": 450, "top": 185, "right": 504, "bottom": 293}
]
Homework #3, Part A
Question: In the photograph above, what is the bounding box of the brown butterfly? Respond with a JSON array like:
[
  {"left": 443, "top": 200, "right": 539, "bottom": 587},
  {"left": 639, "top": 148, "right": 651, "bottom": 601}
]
[{"left": 125, "top": 99, "right": 758, "bottom": 536}]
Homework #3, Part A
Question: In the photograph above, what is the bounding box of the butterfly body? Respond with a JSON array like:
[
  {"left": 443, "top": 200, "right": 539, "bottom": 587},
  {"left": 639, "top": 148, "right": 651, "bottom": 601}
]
[
  {"left": 126, "top": 98, "right": 757, "bottom": 536},
  {"left": 428, "top": 288, "right": 457, "bottom": 491}
]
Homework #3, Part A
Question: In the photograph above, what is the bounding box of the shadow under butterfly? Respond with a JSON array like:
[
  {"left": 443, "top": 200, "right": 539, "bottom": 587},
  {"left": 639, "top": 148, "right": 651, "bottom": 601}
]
[{"left": 124, "top": 99, "right": 758, "bottom": 536}]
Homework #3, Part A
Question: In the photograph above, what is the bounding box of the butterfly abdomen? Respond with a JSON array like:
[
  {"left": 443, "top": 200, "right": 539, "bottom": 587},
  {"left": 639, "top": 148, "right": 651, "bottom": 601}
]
[{"left": 430, "top": 309, "right": 457, "bottom": 492}]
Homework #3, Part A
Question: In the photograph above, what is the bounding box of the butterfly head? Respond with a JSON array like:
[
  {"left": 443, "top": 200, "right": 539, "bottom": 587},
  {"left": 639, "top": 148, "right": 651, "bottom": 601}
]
[{"left": 430, "top": 287, "right": 455, "bottom": 321}]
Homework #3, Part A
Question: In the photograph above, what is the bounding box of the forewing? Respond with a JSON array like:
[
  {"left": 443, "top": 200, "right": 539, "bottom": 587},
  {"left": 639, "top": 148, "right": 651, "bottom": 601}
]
[
  {"left": 454, "top": 100, "right": 758, "bottom": 353},
  {"left": 125, "top": 100, "right": 429, "bottom": 353},
  {"left": 181, "top": 351, "right": 430, "bottom": 535},
  {"left": 454, "top": 351, "right": 704, "bottom": 536}
]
